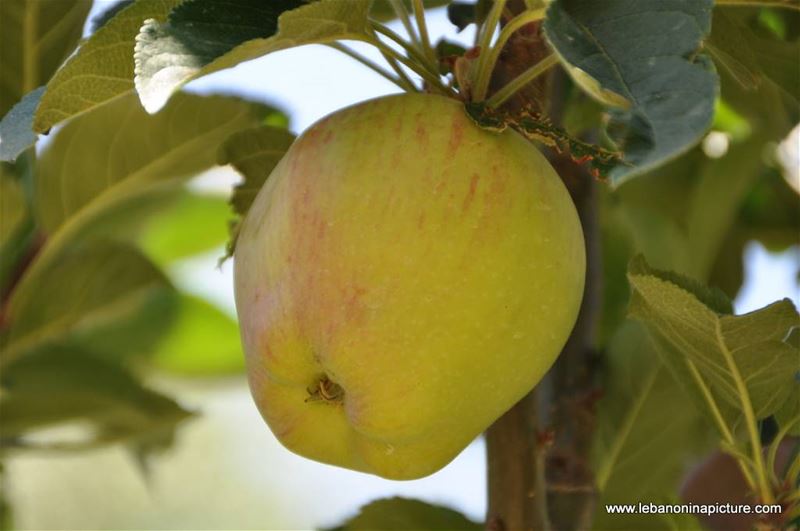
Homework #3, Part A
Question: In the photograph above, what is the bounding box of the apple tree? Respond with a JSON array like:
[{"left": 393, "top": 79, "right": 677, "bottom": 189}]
[{"left": 0, "top": 0, "right": 798, "bottom": 529}]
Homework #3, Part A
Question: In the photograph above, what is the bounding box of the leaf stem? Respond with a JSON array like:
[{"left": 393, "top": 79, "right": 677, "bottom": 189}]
[
  {"left": 389, "top": 0, "right": 421, "bottom": 48},
  {"left": 372, "top": 22, "right": 439, "bottom": 76},
  {"left": 473, "top": 0, "right": 508, "bottom": 101},
  {"left": 486, "top": 53, "right": 559, "bottom": 108},
  {"left": 473, "top": 8, "right": 546, "bottom": 101},
  {"left": 714, "top": 320, "right": 774, "bottom": 504},
  {"left": 326, "top": 43, "right": 413, "bottom": 91},
  {"left": 366, "top": 30, "right": 453, "bottom": 95},
  {"left": 412, "top": 0, "right": 437, "bottom": 66},
  {"left": 366, "top": 28, "right": 420, "bottom": 91},
  {"left": 715, "top": 0, "right": 800, "bottom": 10},
  {"left": 685, "top": 358, "right": 758, "bottom": 490}
]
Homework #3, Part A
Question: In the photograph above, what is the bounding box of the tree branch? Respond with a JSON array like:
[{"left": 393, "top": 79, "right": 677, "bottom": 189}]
[{"left": 483, "top": 3, "right": 602, "bottom": 524}]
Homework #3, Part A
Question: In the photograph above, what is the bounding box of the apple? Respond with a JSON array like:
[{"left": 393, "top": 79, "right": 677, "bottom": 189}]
[{"left": 234, "top": 93, "right": 585, "bottom": 479}]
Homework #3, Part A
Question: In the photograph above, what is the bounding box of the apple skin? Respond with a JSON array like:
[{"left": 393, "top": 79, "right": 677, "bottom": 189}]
[{"left": 234, "top": 93, "right": 585, "bottom": 480}]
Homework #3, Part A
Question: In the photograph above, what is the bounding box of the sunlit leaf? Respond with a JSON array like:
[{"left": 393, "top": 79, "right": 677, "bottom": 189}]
[
  {"left": 0, "top": 241, "right": 177, "bottom": 367},
  {"left": 0, "top": 0, "right": 92, "bottom": 117},
  {"left": 326, "top": 497, "right": 482, "bottom": 531},
  {"left": 543, "top": 0, "right": 718, "bottom": 184},
  {"left": 0, "top": 347, "right": 191, "bottom": 452},
  {"left": 33, "top": 0, "right": 182, "bottom": 133},
  {"left": 135, "top": 0, "right": 372, "bottom": 112},
  {"left": 150, "top": 294, "right": 244, "bottom": 376}
]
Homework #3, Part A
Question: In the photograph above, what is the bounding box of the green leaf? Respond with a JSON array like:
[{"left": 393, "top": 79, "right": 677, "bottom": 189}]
[
  {"left": 11, "top": 92, "right": 271, "bottom": 320},
  {"left": 0, "top": 168, "right": 26, "bottom": 249},
  {"left": 0, "top": 159, "right": 35, "bottom": 295},
  {"left": 218, "top": 125, "right": 296, "bottom": 218},
  {"left": 592, "top": 322, "right": 713, "bottom": 530},
  {"left": 327, "top": 497, "right": 482, "bottom": 531},
  {"left": 710, "top": 8, "right": 799, "bottom": 101},
  {"left": 628, "top": 256, "right": 800, "bottom": 434},
  {"left": 217, "top": 124, "right": 296, "bottom": 254},
  {"left": 613, "top": 137, "right": 767, "bottom": 282},
  {"left": 134, "top": 0, "right": 372, "bottom": 113},
  {"left": 0, "top": 86, "right": 43, "bottom": 162},
  {"left": 138, "top": 191, "right": 231, "bottom": 265},
  {"left": 0, "top": 0, "right": 92, "bottom": 117},
  {"left": 0, "top": 466, "right": 10, "bottom": 531},
  {"left": 33, "top": 0, "right": 182, "bottom": 133},
  {"left": 712, "top": 11, "right": 797, "bottom": 144},
  {"left": 737, "top": 167, "right": 800, "bottom": 253},
  {"left": 543, "top": 0, "right": 718, "bottom": 185},
  {"left": 774, "top": 367, "right": 800, "bottom": 437},
  {"left": 36, "top": 92, "right": 271, "bottom": 235},
  {"left": 706, "top": 10, "right": 763, "bottom": 92},
  {"left": 150, "top": 294, "right": 244, "bottom": 376},
  {"left": 0, "top": 347, "right": 191, "bottom": 452},
  {"left": 0, "top": 241, "right": 177, "bottom": 367}
]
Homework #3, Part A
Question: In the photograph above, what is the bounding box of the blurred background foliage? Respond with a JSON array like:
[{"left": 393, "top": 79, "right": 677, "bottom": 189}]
[{"left": 0, "top": 1, "right": 798, "bottom": 530}]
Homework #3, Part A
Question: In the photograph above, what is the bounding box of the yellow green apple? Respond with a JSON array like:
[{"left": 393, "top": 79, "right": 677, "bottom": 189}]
[{"left": 234, "top": 93, "right": 585, "bottom": 479}]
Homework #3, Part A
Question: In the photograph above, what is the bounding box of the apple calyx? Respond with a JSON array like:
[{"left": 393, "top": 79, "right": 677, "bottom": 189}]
[{"left": 306, "top": 375, "right": 345, "bottom": 405}]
